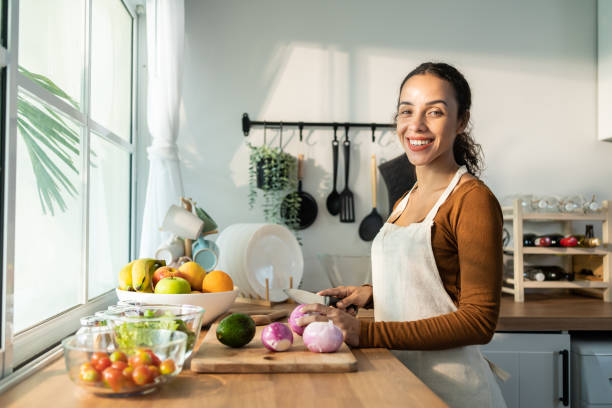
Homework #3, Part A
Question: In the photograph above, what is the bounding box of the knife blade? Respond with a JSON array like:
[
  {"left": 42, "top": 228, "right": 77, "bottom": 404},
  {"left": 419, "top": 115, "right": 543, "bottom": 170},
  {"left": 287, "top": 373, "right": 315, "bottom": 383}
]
[{"left": 284, "top": 288, "right": 357, "bottom": 313}]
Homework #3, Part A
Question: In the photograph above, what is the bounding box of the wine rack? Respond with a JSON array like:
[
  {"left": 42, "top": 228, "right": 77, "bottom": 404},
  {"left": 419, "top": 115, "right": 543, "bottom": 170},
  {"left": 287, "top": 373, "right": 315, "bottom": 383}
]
[{"left": 502, "top": 200, "right": 612, "bottom": 302}]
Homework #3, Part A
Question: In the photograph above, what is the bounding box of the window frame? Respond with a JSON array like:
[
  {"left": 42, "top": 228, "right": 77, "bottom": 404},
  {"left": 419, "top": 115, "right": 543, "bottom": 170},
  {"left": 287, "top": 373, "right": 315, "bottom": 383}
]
[{"left": 0, "top": 0, "right": 140, "bottom": 381}]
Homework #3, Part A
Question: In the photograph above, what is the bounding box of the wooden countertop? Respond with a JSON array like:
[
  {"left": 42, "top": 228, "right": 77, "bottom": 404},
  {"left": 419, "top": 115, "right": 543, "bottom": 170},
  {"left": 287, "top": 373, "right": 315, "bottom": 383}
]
[
  {"left": 0, "top": 303, "right": 447, "bottom": 408},
  {"left": 496, "top": 293, "right": 612, "bottom": 331}
]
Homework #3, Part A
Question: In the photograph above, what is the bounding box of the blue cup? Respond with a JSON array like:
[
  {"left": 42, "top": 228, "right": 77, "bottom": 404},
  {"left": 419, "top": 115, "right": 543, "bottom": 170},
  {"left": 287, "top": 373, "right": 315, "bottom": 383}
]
[{"left": 192, "top": 237, "right": 219, "bottom": 272}]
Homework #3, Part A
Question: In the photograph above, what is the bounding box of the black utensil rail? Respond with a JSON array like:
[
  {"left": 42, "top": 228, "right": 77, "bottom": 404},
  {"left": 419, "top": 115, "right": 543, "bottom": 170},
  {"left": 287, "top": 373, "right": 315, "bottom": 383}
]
[{"left": 241, "top": 113, "right": 394, "bottom": 142}]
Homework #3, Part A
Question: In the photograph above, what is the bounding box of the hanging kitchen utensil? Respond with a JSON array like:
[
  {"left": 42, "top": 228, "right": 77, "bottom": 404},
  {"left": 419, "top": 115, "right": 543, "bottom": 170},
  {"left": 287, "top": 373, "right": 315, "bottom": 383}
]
[
  {"left": 359, "top": 154, "right": 384, "bottom": 241},
  {"left": 339, "top": 125, "right": 355, "bottom": 222},
  {"left": 326, "top": 125, "right": 341, "bottom": 216},
  {"left": 378, "top": 153, "right": 416, "bottom": 216},
  {"left": 281, "top": 154, "right": 318, "bottom": 229}
]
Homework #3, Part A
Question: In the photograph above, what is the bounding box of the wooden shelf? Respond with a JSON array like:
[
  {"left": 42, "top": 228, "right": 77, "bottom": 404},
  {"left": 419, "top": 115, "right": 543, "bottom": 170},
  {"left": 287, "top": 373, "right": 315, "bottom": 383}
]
[
  {"left": 502, "top": 207, "right": 606, "bottom": 221},
  {"left": 504, "top": 246, "right": 611, "bottom": 255},
  {"left": 506, "top": 199, "right": 612, "bottom": 302},
  {"left": 522, "top": 281, "right": 608, "bottom": 289}
]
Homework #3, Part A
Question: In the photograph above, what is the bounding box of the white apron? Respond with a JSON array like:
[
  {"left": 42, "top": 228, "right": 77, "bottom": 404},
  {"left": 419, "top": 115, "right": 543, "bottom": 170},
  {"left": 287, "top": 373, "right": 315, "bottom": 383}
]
[{"left": 371, "top": 166, "right": 506, "bottom": 408}]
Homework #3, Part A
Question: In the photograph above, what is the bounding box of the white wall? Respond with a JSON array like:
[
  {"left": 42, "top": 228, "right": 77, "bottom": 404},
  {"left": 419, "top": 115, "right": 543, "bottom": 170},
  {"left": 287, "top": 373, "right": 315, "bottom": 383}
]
[{"left": 137, "top": 0, "right": 612, "bottom": 291}]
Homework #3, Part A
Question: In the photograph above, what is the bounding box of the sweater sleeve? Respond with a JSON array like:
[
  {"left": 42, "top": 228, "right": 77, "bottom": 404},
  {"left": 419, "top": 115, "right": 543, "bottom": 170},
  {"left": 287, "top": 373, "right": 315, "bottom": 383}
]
[{"left": 359, "top": 186, "right": 503, "bottom": 350}]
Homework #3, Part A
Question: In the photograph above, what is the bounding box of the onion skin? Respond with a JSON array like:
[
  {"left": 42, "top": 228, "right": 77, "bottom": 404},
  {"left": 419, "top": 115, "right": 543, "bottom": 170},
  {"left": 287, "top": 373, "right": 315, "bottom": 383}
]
[
  {"left": 302, "top": 321, "right": 344, "bottom": 353},
  {"left": 288, "top": 304, "right": 317, "bottom": 336},
  {"left": 261, "top": 322, "right": 294, "bottom": 352}
]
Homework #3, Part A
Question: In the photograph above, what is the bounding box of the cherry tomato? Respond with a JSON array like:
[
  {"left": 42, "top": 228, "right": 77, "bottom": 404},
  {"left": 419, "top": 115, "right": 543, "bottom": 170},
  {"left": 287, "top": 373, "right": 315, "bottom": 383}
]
[
  {"left": 147, "top": 365, "right": 161, "bottom": 380},
  {"left": 79, "top": 367, "right": 101, "bottom": 382},
  {"left": 111, "top": 361, "right": 127, "bottom": 371},
  {"left": 90, "top": 352, "right": 108, "bottom": 365},
  {"left": 109, "top": 351, "right": 127, "bottom": 363},
  {"left": 95, "top": 356, "right": 112, "bottom": 372},
  {"left": 102, "top": 367, "right": 124, "bottom": 392},
  {"left": 79, "top": 362, "right": 95, "bottom": 374},
  {"left": 122, "top": 366, "right": 134, "bottom": 380},
  {"left": 143, "top": 349, "right": 161, "bottom": 366},
  {"left": 131, "top": 350, "right": 153, "bottom": 367},
  {"left": 159, "top": 359, "right": 176, "bottom": 375},
  {"left": 132, "top": 365, "right": 152, "bottom": 385}
]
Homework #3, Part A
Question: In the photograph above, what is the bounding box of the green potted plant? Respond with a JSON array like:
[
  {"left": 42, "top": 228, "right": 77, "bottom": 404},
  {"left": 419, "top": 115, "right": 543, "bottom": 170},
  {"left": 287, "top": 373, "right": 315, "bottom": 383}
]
[{"left": 247, "top": 142, "right": 301, "bottom": 232}]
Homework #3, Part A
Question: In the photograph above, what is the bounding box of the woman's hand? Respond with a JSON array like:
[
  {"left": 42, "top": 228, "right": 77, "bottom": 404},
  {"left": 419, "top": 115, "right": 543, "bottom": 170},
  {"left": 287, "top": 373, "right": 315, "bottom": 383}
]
[
  {"left": 296, "top": 304, "right": 361, "bottom": 347},
  {"left": 318, "top": 285, "right": 373, "bottom": 311}
]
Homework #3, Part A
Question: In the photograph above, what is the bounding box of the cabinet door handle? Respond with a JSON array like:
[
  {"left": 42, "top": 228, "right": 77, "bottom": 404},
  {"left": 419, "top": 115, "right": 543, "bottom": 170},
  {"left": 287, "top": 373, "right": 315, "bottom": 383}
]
[{"left": 559, "top": 349, "right": 569, "bottom": 406}]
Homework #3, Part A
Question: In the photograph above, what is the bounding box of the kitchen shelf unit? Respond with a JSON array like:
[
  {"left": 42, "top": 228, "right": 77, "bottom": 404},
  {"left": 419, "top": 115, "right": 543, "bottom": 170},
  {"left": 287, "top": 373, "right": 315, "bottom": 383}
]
[{"left": 502, "top": 200, "right": 612, "bottom": 302}]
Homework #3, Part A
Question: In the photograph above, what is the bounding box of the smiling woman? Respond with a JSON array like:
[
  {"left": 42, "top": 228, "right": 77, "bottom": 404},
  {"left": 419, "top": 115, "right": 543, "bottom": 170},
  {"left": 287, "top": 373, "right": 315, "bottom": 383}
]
[{"left": 298, "top": 62, "right": 507, "bottom": 408}]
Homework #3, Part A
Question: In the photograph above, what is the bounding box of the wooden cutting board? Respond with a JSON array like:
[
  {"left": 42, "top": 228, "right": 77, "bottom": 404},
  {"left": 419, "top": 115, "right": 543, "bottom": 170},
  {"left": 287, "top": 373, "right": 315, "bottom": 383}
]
[{"left": 191, "top": 322, "right": 358, "bottom": 373}]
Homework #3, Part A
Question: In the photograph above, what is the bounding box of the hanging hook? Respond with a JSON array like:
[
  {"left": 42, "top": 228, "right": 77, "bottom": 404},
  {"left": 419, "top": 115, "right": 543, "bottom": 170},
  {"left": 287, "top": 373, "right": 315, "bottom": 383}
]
[
  {"left": 263, "top": 123, "right": 268, "bottom": 146},
  {"left": 344, "top": 123, "right": 350, "bottom": 142},
  {"left": 333, "top": 123, "right": 338, "bottom": 142},
  {"left": 371, "top": 124, "right": 376, "bottom": 143},
  {"left": 298, "top": 122, "right": 304, "bottom": 142},
  {"left": 279, "top": 121, "right": 283, "bottom": 151}
]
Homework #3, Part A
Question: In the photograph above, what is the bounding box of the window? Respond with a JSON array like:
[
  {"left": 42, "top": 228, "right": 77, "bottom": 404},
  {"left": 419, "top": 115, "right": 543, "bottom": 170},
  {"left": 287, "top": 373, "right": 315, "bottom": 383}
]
[{"left": 1, "top": 0, "right": 138, "bottom": 377}]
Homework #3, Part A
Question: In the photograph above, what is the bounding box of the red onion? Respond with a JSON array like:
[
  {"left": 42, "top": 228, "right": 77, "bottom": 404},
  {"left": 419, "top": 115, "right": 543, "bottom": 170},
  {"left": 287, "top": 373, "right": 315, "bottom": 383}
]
[
  {"left": 261, "top": 322, "right": 293, "bottom": 352},
  {"left": 288, "top": 304, "right": 321, "bottom": 336},
  {"left": 302, "top": 321, "right": 344, "bottom": 353}
]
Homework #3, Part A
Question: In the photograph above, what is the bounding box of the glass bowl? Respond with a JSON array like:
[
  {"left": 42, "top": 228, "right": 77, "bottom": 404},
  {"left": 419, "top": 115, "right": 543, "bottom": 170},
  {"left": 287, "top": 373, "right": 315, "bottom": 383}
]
[
  {"left": 98, "top": 304, "right": 204, "bottom": 359},
  {"left": 62, "top": 328, "right": 187, "bottom": 397}
]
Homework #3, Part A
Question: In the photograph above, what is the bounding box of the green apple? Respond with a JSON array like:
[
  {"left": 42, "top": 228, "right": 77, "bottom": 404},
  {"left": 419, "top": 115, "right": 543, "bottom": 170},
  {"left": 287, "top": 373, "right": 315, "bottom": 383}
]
[{"left": 154, "top": 277, "right": 191, "bottom": 294}]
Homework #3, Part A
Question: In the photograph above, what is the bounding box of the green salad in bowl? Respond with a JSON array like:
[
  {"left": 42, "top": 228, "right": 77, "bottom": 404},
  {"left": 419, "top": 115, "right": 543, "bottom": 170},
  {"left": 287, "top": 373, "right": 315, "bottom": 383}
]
[{"left": 99, "top": 304, "right": 204, "bottom": 358}]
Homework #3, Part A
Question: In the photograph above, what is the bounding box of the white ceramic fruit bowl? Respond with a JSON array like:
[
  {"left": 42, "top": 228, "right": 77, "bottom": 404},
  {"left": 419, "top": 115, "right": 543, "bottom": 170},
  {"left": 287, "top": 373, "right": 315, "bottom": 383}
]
[{"left": 115, "top": 289, "right": 239, "bottom": 326}]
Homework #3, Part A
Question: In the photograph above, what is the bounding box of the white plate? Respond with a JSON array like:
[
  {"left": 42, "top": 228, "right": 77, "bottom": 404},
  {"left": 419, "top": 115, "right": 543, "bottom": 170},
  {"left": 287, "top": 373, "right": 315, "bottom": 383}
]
[
  {"left": 243, "top": 224, "right": 303, "bottom": 302},
  {"left": 115, "top": 289, "right": 239, "bottom": 326},
  {"left": 216, "top": 224, "right": 255, "bottom": 297}
]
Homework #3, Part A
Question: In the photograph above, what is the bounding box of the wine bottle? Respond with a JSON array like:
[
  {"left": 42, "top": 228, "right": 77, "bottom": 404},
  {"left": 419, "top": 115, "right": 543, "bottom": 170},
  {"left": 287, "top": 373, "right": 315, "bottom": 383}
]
[
  {"left": 523, "top": 233, "right": 536, "bottom": 247},
  {"left": 547, "top": 234, "right": 564, "bottom": 247},
  {"left": 534, "top": 236, "right": 551, "bottom": 247},
  {"left": 560, "top": 236, "right": 578, "bottom": 247}
]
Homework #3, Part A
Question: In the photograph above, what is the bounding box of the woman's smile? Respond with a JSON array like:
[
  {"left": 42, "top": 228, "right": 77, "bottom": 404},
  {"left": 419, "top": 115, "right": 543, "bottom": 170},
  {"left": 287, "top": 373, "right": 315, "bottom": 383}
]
[{"left": 406, "top": 137, "right": 435, "bottom": 151}]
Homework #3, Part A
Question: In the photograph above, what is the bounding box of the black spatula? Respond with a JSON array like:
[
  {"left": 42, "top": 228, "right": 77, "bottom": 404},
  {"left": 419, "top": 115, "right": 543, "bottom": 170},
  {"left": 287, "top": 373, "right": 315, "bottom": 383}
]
[{"left": 359, "top": 154, "right": 384, "bottom": 241}]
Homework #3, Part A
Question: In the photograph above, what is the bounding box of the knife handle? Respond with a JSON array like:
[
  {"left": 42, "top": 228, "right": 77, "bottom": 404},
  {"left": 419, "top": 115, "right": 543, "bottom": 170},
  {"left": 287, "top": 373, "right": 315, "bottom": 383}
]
[{"left": 328, "top": 296, "right": 358, "bottom": 315}]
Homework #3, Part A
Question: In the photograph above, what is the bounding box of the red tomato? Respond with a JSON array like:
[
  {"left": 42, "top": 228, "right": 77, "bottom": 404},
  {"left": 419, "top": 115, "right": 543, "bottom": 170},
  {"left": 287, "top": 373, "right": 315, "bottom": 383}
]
[
  {"left": 128, "top": 354, "right": 138, "bottom": 368},
  {"left": 90, "top": 352, "right": 108, "bottom": 365},
  {"left": 159, "top": 359, "right": 176, "bottom": 375},
  {"left": 131, "top": 350, "right": 153, "bottom": 367},
  {"left": 122, "top": 366, "right": 134, "bottom": 380},
  {"left": 132, "top": 365, "right": 151, "bottom": 386},
  {"left": 147, "top": 365, "right": 161, "bottom": 380},
  {"left": 79, "top": 367, "right": 100, "bottom": 383},
  {"left": 109, "top": 351, "right": 127, "bottom": 363},
  {"left": 111, "top": 361, "right": 127, "bottom": 371},
  {"left": 144, "top": 349, "right": 161, "bottom": 366},
  {"left": 102, "top": 367, "right": 124, "bottom": 392},
  {"left": 95, "top": 356, "right": 112, "bottom": 372}
]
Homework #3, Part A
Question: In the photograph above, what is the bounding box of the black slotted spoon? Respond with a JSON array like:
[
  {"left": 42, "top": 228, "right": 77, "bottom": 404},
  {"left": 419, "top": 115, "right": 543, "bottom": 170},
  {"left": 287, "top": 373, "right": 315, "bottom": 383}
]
[{"left": 339, "top": 125, "right": 355, "bottom": 223}]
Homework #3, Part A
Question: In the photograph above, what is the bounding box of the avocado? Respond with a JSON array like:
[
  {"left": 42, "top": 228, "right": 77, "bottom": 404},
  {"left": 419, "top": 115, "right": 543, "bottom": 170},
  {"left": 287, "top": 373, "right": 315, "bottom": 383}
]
[{"left": 216, "top": 313, "right": 256, "bottom": 348}]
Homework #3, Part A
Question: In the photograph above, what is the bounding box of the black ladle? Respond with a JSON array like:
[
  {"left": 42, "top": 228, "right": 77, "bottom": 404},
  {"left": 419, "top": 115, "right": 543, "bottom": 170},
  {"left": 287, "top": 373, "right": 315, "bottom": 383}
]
[
  {"left": 326, "top": 126, "right": 341, "bottom": 216},
  {"left": 358, "top": 154, "right": 384, "bottom": 241}
]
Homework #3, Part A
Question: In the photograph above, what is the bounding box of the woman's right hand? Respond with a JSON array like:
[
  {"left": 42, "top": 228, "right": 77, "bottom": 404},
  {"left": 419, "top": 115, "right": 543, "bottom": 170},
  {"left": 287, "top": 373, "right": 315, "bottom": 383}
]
[{"left": 318, "top": 285, "right": 373, "bottom": 310}]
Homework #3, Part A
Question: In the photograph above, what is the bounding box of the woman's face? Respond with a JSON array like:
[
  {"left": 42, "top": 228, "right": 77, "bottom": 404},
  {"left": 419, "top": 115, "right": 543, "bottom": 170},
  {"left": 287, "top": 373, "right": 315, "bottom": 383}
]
[{"left": 396, "top": 73, "right": 466, "bottom": 168}]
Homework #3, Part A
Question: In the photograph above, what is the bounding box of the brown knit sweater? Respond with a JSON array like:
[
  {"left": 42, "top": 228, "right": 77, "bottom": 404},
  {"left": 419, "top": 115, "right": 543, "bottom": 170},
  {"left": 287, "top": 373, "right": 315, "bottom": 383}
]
[{"left": 359, "top": 179, "right": 503, "bottom": 350}]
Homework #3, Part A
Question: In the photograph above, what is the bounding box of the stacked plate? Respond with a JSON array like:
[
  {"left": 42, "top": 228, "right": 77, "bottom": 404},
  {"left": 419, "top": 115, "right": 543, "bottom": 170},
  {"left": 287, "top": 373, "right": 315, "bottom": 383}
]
[{"left": 215, "top": 223, "right": 303, "bottom": 302}]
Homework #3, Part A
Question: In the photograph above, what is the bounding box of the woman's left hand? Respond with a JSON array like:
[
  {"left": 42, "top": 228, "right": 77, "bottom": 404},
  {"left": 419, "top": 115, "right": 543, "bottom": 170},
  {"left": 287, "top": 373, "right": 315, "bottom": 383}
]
[{"left": 296, "top": 304, "right": 361, "bottom": 347}]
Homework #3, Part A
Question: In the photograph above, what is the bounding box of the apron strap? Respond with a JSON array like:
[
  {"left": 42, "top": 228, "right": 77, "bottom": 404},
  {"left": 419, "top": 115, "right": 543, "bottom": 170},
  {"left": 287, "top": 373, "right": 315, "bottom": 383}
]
[{"left": 423, "top": 166, "right": 468, "bottom": 223}]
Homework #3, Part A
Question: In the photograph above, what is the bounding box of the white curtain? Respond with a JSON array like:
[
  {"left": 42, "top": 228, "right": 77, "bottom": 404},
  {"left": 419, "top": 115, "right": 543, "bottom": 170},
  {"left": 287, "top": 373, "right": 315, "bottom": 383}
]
[{"left": 139, "top": 0, "right": 185, "bottom": 258}]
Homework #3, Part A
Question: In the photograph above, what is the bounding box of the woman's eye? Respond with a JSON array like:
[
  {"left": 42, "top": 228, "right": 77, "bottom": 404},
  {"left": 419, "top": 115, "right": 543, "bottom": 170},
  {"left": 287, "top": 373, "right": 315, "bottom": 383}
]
[
  {"left": 428, "top": 110, "right": 443, "bottom": 117},
  {"left": 398, "top": 110, "right": 412, "bottom": 116}
]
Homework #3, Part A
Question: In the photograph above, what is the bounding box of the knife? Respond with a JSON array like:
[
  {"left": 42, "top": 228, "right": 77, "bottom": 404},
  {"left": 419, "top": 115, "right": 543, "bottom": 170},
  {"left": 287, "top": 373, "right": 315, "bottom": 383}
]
[{"left": 284, "top": 288, "right": 357, "bottom": 314}]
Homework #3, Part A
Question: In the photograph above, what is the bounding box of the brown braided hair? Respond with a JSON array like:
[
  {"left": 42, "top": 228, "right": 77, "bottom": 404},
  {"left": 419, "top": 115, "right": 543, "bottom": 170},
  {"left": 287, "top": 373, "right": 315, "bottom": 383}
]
[{"left": 395, "top": 62, "right": 484, "bottom": 177}]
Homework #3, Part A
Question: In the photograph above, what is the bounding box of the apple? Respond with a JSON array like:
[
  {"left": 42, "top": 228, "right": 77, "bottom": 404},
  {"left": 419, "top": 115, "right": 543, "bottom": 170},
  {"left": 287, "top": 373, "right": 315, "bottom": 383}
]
[
  {"left": 152, "top": 266, "right": 189, "bottom": 287},
  {"left": 154, "top": 277, "right": 191, "bottom": 294}
]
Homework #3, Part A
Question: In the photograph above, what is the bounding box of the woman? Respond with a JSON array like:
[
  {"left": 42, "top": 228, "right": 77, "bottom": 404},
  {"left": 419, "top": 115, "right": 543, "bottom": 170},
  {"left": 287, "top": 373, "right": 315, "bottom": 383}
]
[{"left": 297, "top": 62, "right": 506, "bottom": 407}]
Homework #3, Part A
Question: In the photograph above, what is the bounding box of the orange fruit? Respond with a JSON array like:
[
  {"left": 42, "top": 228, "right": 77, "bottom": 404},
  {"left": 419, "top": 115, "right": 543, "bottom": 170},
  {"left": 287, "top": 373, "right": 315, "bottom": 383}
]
[{"left": 202, "top": 270, "right": 234, "bottom": 293}]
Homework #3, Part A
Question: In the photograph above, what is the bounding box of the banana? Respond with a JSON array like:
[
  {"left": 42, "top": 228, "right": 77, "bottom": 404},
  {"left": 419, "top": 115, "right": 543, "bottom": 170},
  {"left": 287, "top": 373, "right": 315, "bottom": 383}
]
[
  {"left": 118, "top": 260, "right": 136, "bottom": 291},
  {"left": 132, "top": 258, "right": 165, "bottom": 292}
]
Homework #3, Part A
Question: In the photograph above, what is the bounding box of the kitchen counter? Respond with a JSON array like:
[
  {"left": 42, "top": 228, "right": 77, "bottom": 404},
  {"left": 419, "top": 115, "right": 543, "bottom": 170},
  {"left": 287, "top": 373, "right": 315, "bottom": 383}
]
[{"left": 0, "top": 302, "right": 447, "bottom": 408}]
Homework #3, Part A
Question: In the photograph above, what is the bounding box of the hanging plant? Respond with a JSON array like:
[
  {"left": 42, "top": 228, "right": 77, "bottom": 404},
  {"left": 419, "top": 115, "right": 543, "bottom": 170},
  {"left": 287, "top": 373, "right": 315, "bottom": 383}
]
[{"left": 247, "top": 142, "right": 301, "bottom": 232}]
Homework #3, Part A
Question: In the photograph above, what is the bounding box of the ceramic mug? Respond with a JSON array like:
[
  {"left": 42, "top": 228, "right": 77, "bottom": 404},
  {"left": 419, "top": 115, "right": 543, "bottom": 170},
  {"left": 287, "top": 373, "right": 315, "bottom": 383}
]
[
  {"left": 161, "top": 205, "right": 205, "bottom": 240},
  {"left": 192, "top": 237, "right": 219, "bottom": 272},
  {"left": 154, "top": 235, "right": 185, "bottom": 265}
]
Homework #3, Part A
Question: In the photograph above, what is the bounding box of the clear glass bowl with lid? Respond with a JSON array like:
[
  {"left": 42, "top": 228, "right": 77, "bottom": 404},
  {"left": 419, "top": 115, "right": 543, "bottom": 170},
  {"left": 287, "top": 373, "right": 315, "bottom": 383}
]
[{"left": 98, "top": 304, "right": 204, "bottom": 359}]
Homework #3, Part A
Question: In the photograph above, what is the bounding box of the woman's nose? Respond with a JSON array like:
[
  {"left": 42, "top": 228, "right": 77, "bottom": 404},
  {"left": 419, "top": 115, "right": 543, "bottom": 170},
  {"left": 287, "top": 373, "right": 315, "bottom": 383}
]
[{"left": 408, "top": 114, "right": 427, "bottom": 132}]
